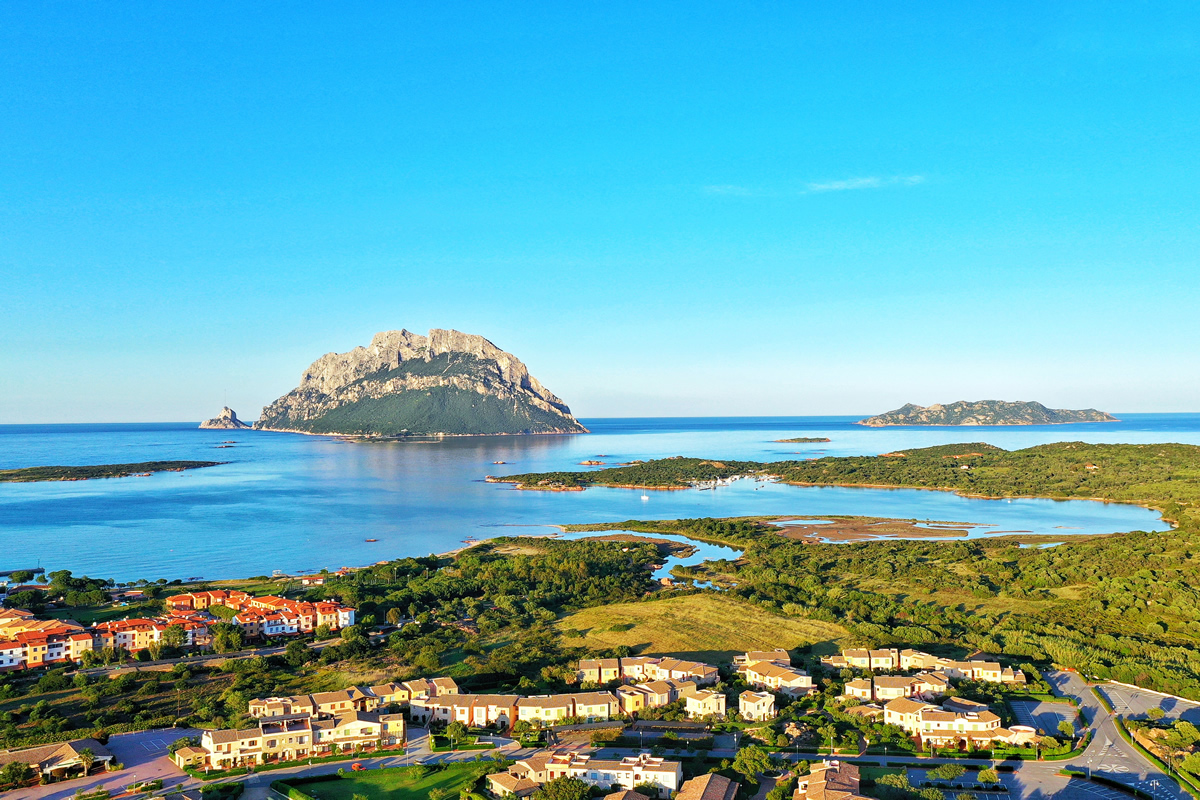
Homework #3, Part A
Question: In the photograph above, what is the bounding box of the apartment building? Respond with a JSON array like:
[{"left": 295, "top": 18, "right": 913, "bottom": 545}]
[
  {"left": 843, "top": 672, "right": 949, "bottom": 702},
  {"left": 576, "top": 656, "right": 717, "bottom": 686},
  {"left": 823, "top": 648, "right": 1025, "bottom": 685},
  {"left": 248, "top": 687, "right": 378, "bottom": 718},
  {"left": 882, "top": 697, "right": 1034, "bottom": 749},
  {"left": 195, "top": 710, "right": 405, "bottom": 769},
  {"left": 165, "top": 591, "right": 355, "bottom": 637},
  {"left": 743, "top": 661, "right": 814, "bottom": 696},
  {"left": 409, "top": 694, "right": 520, "bottom": 728},
  {"left": 735, "top": 649, "right": 791, "bottom": 668},
  {"left": 490, "top": 752, "right": 682, "bottom": 798},
  {"left": 740, "top": 690, "right": 776, "bottom": 721},
  {"left": 616, "top": 679, "right": 696, "bottom": 715}
]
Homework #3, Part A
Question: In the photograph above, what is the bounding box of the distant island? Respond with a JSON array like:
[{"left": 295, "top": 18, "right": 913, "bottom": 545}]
[
  {"left": 256, "top": 328, "right": 588, "bottom": 437},
  {"left": 774, "top": 436, "right": 831, "bottom": 443},
  {"left": 0, "top": 461, "right": 223, "bottom": 483},
  {"left": 859, "top": 401, "right": 1118, "bottom": 427}
]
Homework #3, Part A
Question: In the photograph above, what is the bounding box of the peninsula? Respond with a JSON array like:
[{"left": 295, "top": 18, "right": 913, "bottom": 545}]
[
  {"left": 773, "top": 436, "right": 831, "bottom": 443},
  {"left": 256, "top": 328, "right": 588, "bottom": 437},
  {"left": 0, "top": 460, "right": 223, "bottom": 483},
  {"left": 859, "top": 400, "right": 1118, "bottom": 426}
]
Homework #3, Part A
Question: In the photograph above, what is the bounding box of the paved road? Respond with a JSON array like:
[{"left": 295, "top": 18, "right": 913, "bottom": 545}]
[{"left": 7, "top": 728, "right": 201, "bottom": 800}]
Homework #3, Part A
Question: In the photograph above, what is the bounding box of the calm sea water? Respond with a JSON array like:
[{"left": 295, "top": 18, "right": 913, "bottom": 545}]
[{"left": 2, "top": 414, "right": 1197, "bottom": 581}]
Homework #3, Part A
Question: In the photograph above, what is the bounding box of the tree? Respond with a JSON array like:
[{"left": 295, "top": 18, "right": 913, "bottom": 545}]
[
  {"left": 0, "top": 761, "right": 33, "bottom": 787},
  {"left": 732, "top": 744, "right": 772, "bottom": 782},
  {"left": 1147, "top": 707, "right": 1166, "bottom": 721},
  {"left": 162, "top": 624, "right": 187, "bottom": 649},
  {"left": 211, "top": 623, "right": 244, "bottom": 654},
  {"left": 77, "top": 748, "right": 95, "bottom": 776},
  {"left": 446, "top": 721, "right": 469, "bottom": 743},
  {"left": 957, "top": 794, "right": 977, "bottom": 800},
  {"left": 977, "top": 768, "right": 999, "bottom": 784},
  {"left": 928, "top": 764, "right": 966, "bottom": 781},
  {"left": 315, "top": 624, "right": 332, "bottom": 640},
  {"left": 532, "top": 777, "right": 590, "bottom": 800},
  {"left": 285, "top": 640, "right": 309, "bottom": 667},
  {"left": 8, "top": 571, "right": 34, "bottom": 584},
  {"left": 352, "top": 794, "right": 369, "bottom": 800},
  {"left": 1058, "top": 720, "right": 1075, "bottom": 740}
]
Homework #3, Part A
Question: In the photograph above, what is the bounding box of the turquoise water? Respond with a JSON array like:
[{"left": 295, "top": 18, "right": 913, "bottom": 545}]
[{"left": 1, "top": 414, "right": 1194, "bottom": 580}]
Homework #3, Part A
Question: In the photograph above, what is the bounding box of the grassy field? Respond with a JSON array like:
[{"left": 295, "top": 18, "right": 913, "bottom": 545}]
[
  {"left": 294, "top": 764, "right": 481, "bottom": 800},
  {"left": 555, "top": 593, "right": 847, "bottom": 661}
]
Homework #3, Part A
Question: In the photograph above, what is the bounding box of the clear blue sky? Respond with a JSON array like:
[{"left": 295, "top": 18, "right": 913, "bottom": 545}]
[{"left": 2, "top": 2, "right": 1198, "bottom": 422}]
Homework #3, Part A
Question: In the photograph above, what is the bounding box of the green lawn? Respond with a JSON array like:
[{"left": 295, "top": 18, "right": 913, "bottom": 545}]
[{"left": 293, "top": 765, "right": 481, "bottom": 800}]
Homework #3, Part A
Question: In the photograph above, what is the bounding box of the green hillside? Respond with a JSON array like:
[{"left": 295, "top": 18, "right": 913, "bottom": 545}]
[{"left": 264, "top": 385, "right": 578, "bottom": 436}]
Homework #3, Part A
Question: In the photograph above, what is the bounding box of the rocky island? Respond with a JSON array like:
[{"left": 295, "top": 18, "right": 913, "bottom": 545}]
[
  {"left": 0, "top": 461, "right": 223, "bottom": 483},
  {"left": 199, "top": 406, "right": 251, "bottom": 429},
  {"left": 859, "top": 400, "right": 1118, "bottom": 427},
  {"left": 256, "top": 328, "right": 588, "bottom": 437}
]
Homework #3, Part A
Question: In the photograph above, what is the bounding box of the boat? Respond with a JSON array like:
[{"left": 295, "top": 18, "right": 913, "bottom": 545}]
[{"left": 365, "top": 538, "right": 378, "bottom": 543}]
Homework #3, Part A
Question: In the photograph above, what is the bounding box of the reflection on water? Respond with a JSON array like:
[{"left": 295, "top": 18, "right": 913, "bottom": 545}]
[{"left": 0, "top": 415, "right": 1189, "bottom": 580}]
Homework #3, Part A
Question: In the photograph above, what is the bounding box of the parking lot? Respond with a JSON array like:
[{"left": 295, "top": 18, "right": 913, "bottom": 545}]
[
  {"left": 1009, "top": 699, "right": 1078, "bottom": 736},
  {"left": 1099, "top": 684, "right": 1200, "bottom": 723}
]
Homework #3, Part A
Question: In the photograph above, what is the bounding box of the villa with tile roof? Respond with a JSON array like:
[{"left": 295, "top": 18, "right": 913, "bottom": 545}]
[{"left": 794, "top": 761, "right": 871, "bottom": 800}]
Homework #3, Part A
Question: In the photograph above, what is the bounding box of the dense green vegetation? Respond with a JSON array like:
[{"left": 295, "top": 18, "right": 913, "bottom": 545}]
[
  {"left": 0, "top": 461, "right": 222, "bottom": 483},
  {"left": 497, "top": 457, "right": 768, "bottom": 488},
  {"left": 502, "top": 442, "right": 1200, "bottom": 525},
  {"left": 269, "top": 385, "right": 579, "bottom": 436},
  {"left": 774, "top": 437, "right": 831, "bottom": 443},
  {"left": 572, "top": 515, "right": 1200, "bottom": 698}
]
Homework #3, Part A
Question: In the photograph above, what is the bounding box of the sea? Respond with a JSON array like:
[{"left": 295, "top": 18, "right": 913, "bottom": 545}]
[{"left": 2, "top": 414, "right": 1199, "bottom": 582}]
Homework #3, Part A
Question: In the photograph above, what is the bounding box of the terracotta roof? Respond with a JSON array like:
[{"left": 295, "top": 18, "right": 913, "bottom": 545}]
[{"left": 677, "top": 773, "right": 738, "bottom": 800}]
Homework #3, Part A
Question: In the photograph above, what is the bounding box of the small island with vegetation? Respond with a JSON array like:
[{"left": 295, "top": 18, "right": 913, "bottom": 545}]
[
  {"left": 859, "top": 400, "right": 1118, "bottom": 427},
  {"left": 0, "top": 461, "right": 223, "bottom": 483},
  {"left": 773, "top": 436, "right": 831, "bottom": 443}
]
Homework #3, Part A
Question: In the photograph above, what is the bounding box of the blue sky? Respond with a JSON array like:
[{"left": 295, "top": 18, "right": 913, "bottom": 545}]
[{"left": 2, "top": 2, "right": 1198, "bottom": 422}]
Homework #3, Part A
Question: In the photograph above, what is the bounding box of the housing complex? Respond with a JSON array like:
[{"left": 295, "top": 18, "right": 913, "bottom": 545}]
[
  {"left": 487, "top": 752, "right": 683, "bottom": 798},
  {"left": 177, "top": 686, "right": 410, "bottom": 770},
  {"left": 822, "top": 648, "right": 1026, "bottom": 685},
  {"left": 0, "top": 589, "right": 356, "bottom": 672},
  {"left": 576, "top": 656, "right": 718, "bottom": 686},
  {"left": 882, "top": 697, "right": 1037, "bottom": 748}
]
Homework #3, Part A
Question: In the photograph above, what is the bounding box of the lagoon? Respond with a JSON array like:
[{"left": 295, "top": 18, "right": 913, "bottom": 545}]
[{"left": 1, "top": 415, "right": 1192, "bottom": 580}]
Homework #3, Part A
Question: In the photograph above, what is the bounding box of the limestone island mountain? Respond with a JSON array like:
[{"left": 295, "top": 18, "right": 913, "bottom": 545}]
[
  {"left": 859, "top": 400, "right": 1118, "bottom": 427},
  {"left": 255, "top": 328, "right": 588, "bottom": 437},
  {"left": 199, "top": 406, "right": 251, "bottom": 429}
]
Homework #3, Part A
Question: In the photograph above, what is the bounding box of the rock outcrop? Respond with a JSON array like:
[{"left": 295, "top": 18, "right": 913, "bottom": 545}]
[
  {"left": 199, "top": 407, "right": 251, "bottom": 429},
  {"left": 255, "top": 329, "right": 588, "bottom": 436},
  {"left": 859, "top": 401, "right": 1118, "bottom": 427}
]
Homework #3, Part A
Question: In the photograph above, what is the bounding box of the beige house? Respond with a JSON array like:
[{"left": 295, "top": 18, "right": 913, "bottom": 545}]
[
  {"left": 744, "top": 661, "right": 813, "bottom": 695},
  {"left": 249, "top": 687, "right": 378, "bottom": 718},
  {"left": 0, "top": 739, "right": 113, "bottom": 780},
  {"left": 576, "top": 656, "right": 716, "bottom": 686},
  {"left": 682, "top": 687, "right": 726, "bottom": 719},
  {"left": 735, "top": 649, "right": 790, "bottom": 668},
  {"left": 410, "top": 694, "right": 519, "bottom": 727},
  {"left": 882, "top": 697, "right": 1033, "bottom": 749},
  {"left": 739, "top": 690, "right": 776, "bottom": 721}
]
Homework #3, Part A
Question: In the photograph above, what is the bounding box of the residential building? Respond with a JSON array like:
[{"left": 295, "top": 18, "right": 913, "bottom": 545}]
[
  {"left": 198, "top": 709, "right": 404, "bottom": 769},
  {"left": 744, "top": 661, "right": 813, "bottom": 695},
  {"left": 410, "top": 694, "right": 519, "bottom": 728},
  {"left": 823, "top": 648, "right": 1024, "bottom": 686},
  {"left": 735, "top": 649, "right": 790, "bottom": 668},
  {"left": 491, "top": 752, "right": 682, "bottom": 798},
  {"left": 882, "top": 698, "right": 1034, "bottom": 749},
  {"left": 793, "top": 761, "right": 871, "bottom": 800},
  {"left": 681, "top": 687, "right": 726, "bottom": 718},
  {"left": 575, "top": 656, "right": 718, "bottom": 687},
  {"left": 249, "top": 687, "right": 377, "bottom": 718},
  {"left": 844, "top": 674, "right": 948, "bottom": 702},
  {"left": 0, "top": 739, "right": 113, "bottom": 781},
  {"left": 739, "top": 690, "right": 776, "bottom": 721},
  {"left": 677, "top": 773, "right": 739, "bottom": 800}
]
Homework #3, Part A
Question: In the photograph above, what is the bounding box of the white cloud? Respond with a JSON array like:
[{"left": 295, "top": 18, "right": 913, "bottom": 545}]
[
  {"left": 702, "top": 184, "right": 755, "bottom": 196},
  {"left": 806, "top": 175, "right": 925, "bottom": 193}
]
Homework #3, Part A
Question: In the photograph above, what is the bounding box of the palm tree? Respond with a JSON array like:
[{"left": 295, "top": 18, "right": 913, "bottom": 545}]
[{"left": 78, "top": 748, "right": 95, "bottom": 776}]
